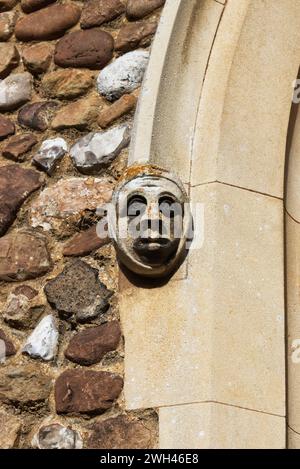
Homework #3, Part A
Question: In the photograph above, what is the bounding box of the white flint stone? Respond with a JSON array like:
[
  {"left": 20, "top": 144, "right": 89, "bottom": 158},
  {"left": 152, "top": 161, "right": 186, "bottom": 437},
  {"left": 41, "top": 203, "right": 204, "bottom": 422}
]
[
  {"left": 97, "top": 50, "right": 149, "bottom": 101},
  {"left": 32, "top": 423, "right": 83, "bottom": 449},
  {"left": 0, "top": 72, "right": 32, "bottom": 111},
  {"left": 22, "top": 315, "right": 58, "bottom": 361},
  {"left": 33, "top": 137, "right": 68, "bottom": 175}
]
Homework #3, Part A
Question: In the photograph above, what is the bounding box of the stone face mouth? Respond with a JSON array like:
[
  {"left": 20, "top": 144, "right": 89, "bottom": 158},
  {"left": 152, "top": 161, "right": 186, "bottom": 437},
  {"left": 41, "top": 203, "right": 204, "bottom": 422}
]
[{"left": 133, "top": 237, "right": 179, "bottom": 266}]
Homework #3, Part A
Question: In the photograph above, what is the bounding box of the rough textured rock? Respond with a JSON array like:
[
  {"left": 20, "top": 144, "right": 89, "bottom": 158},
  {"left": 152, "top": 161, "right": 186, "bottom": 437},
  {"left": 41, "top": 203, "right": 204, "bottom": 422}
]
[
  {"left": 0, "top": 43, "right": 19, "bottom": 78},
  {"left": 21, "top": 0, "right": 55, "bottom": 13},
  {"left": 51, "top": 94, "right": 101, "bottom": 131},
  {"left": 22, "top": 315, "right": 58, "bottom": 361},
  {"left": 3, "top": 285, "right": 45, "bottom": 329},
  {"left": 0, "top": 413, "right": 21, "bottom": 449},
  {"left": 0, "top": 165, "right": 43, "bottom": 236},
  {"left": 65, "top": 321, "right": 121, "bottom": 365},
  {"left": 0, "top": 0, "right": 17, "bottom": 12},
  {"left": 33, "top": 137, "right": 68, "bottom": 175},
  {"left": 18, "top": 101, "right": 57, "bottom": 131},
  {"left": 44, "top": 260, "right": 112, "bottom": 322},
  {"left": 126, "top": 0, "right": 165, "bottom": 20},
  {"left": 81, "top": 0, "right": 125, "bottom": 29},
  {"left": 42, "top": 68, "right": 93, "bottom": 100},
  {"left": 0, "top": 11, "right": 17, "bottom": 41},
  {"left": 0, "top": 72, "right": 32, "bottom": 111},
  {"left": 116, "top": 21, "right": 157, "bottom": 52},
  {"left": 55, "top": 369, "right": 123, "bottom": 415},
  {"left": 30, "top": 176, "right": 113, "bottom": 235},
  {"left": 22, "top": 43, "right": 53, "bottom": 75},
  {"left": 97, "top": 50, "right": 149, "bottom": 101},
  {"left": 2, "top": 133, "right": 37, "bottom": 161},
  {"left": 0, "top": 115, "right": 14, "bottom": 140},
  {"left": 32, "top": 423, "right": 82, "bottom": 449},
  {"left": 0, "top": 230, "right": 52, "bottom": 281},
  {"left": 87, "top": 416, "right": 152, "bottom": 449},
  {"left": 63, "top": 224, "right": 110, "bottom": 257},
  {"left": 98, "top": 94, "right": 137, "bottom": 128},
  {"left": 54, "top": 29, "right": 114, "bottom": 70},
  {"left": 70, "top": 125, "right": 130, "bottom": 174},
  {"left": 0, "top": 364, "right": 52, "bottom": 408},
  {"left": 15, "top": 3, "right": 81, "bottom": 41},
  {"left": 0, "top": 328, "right": 16, "bottom": 358}
]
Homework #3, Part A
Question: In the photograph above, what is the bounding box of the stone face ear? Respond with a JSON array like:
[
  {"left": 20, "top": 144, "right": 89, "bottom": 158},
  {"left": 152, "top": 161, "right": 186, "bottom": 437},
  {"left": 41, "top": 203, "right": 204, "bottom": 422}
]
[{"left": 109, "top": 164, "right": 192, "bottom": 278}]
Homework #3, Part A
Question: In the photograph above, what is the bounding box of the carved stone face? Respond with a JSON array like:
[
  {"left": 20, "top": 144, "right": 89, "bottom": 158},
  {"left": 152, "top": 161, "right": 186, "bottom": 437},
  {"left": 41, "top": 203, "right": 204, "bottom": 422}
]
[{"left": 109, "top": 165, "right": 191, "bottom": 278}]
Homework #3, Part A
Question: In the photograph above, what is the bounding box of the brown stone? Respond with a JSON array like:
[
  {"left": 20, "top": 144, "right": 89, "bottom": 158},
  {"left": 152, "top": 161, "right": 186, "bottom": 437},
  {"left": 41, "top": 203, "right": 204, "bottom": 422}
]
[
  {"left": 0, "top": 230, "right": 52, "bottom": 281},
  {"left": 54, "top": 29, "right": 114, "bottom": 70},
  {"left": 15, "top": 3, "right": 81, "bottom": 41},
  {"left": 116, "top": 21, "right": 157, "bottom": 53},
  {"left": 42, "top": 69, "right": 93, "bottom": 99},
  {"left": 0, "top": 328, "right": 16, "bottom": 356},
  {"left": 87, "top": 416, "right": 152, "bottom": 449},
  {"left": 0, "top": 0, "right": 17, "bottom": 12},
  {"left": 81, "top": 0, "right": 125, "bottom": 29},
  {"left": 98, "top": 94, "right": 137, "bottom": 128},
  {"left": 0, "top": 413, "right": 21, "bottom": 449},
  {"left": 63, "top": 224, "right": 110, "bottom": 257},
  {"left": 22, "top": 43, "right": 53, "bottom": 75},
  {"left": 2, "top": 133, "right": 38, "bottom": 161},
  {"left": 0, "top": 165, "right": 44, "bottom": 236},
  {"left": 0, "top": 115, "right": 14, "bottom": 140},
  {"left": 0, "top": 11, "right": 17, "bottom": 41},
  {"left": 18, "top": 101, "right": 58, "bottom": 131},
  {"left": 21, "top": 0, "right": 55, "bottom": 13},
  {"left": 51, "top": 93, "right": 101, "bottom": 131},
  {"left": 126, "top": 0, "right": 165, "bottom": 20},
  {"left": 55, "top": 369, "right": 123, "bottom": 415},
  {"left": 65, "top": 321, "right": 121, "bottom": 365},
  {"left": 3, "top": 285, "right": 45, "bottom": 329},
  {"left": 0, "top": 43, "right": 19, "bottom": 79}
]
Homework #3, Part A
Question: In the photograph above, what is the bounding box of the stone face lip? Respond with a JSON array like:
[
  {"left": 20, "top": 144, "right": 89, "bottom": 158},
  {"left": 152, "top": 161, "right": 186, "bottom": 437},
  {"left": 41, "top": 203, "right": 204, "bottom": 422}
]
[
  {"left": 33, "top": 137, "right": 68, "bottom": 175},
  {"left": 44, "top": 260, "right": 112, "bottom": 322},
  {"left": 32, "top": 423, "right": 83, "bottom": 449},
  {"left": 87, "top": 416, "right": 152, "bottom": 449},
  {"left": 15, "top": 3, "right": 81, "bottom": 41},
  {"left": 21, "top": 0, "right": 56, "bottom": 13},
  {"left": 0, "top": 164, "right": 44, "bottom": 236},
  {"left": 51, "top": 93, "right": 100, "bottom": 131},
  {"left": 126, "top": 0, "right": 165, "bottom": 20},
  {"left": 3, "top": 285, "right": 45, "bottom": 330},
  {"left": 55, "top": 369, "right": 123, "bottom": 415},
  {"left": 54, "top": 29, "right": 114, "bottom": 70},
  {"left": 0, "top": 44, "right": 19, "bottom": 79},
  {"left": 70, "top": 125, "right": 130, "bottom": 175},
  {"left": 0, "top": 328, "right": 16, "bottom": 358},
  {"left": 97, "top": 50, "right": 149, "bottom": 101},
  {"left": 81, "top": 0, "right": 125, "bottom": 29},
  {"left": 0, "top": 115, "right": 14, "bottom": 140},
  {"left": 2, "top": 133, "right": 38, "bottom": 161},
  {"left": 63, "top": 224, "right": 110, "bottom": 257},
  {"left": 0, "top": 72, "right": 32, "bottom": 111},
  {"left": 42, "top": 68, "right": 93, "bottom": 100},
  {"left": 0, "top": 11, "right": 17, "bottom": 41},
  {"left": 22, "top": 315, "right": 58, "bottom": 361},
  {"left": 115, "top": 21, "right": 157, "bottom": 53},
  {"left": 0, "top": 230, "right": 52, "bottom": 282},
  {"left": 18, "top": 101, "right": 58, "bottom": 131},
  {"left": 0, "top": 0, "right": 17, "bottom": 12},
  {"left": 65, "top": 321, "right": 121, "bottom": 365},
  {"left": 22, "top": 43, "right": 53, "bottom": 75},
  {"left": 98, "top": 94, "right": 137, "bottom": 128}
]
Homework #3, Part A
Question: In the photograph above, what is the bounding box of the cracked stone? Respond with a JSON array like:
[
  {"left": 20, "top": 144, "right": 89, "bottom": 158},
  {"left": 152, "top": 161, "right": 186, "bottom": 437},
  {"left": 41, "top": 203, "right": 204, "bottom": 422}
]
[
  {"left": 3, "top": 285, "right": 45, "bottom": 330},
  {"left": 0, "top": 43, "right": 19, "bottom": 79},
  {"left": 0, "top": 115, "right": 14, "bottom": 140},
  {"left": 22, "top": 315, "right": 58, "bottom": 361},
  {"left": 0, "top": 328, "right": 16, "bottom": 358},
  {"left": 126, "top": 0, "right": 165, "bottom": 20},
  {"left": 81, "top": 0, "right": 125, "bottom": 29},
  {"left": 2, "top": 133, "right": 38, "bottom": 162},
  {"left": 33, "top": 137, "right": 68, "bottom": 175},
  {"left": 22, "top": 43, "right": 53, "bottom": 75},
  {"left": 63, "top": 224, "right": 110, "bottom": 257},
  {"left": 0, "top": 72, "right": 32, "bottom": 111},
  {"left": 18, "top": 101, "right": 58, "bottom": 131},
  {"left": 0, "top": 413, "right": 21, "bottom": 449},
  {"left": 32, "top": 423, "right": 83, "bottom": 449},
  {"left": 42, "top": 69, "right": 94, "bottom": 99},
  {"left": 0, "top": 11, "right": 17, "bottom": 41},
  {"left": 115, "top": 21, "right": 157, "bottom": 53}
]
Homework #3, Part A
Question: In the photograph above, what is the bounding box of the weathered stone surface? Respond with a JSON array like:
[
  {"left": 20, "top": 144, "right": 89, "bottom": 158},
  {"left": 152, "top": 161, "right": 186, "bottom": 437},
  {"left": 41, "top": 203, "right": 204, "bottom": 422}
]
[
  {"left": 98, "top": 94, "right": 137, "bottom": 128},
  {"left": 126, "top": 0, "right": 165, "bottom": 20},
  {"left": 0, "top": 412, "right": 21, "bottom": 449},
  {"left": 55, "top": 369, "right": 123, "bottom": 415},
  {"left": 3, "top": 285, "right": 45, "bottom": 329},
  {"left": 0, "top": 364, "right": 52, "bottom": 408},
  {"left": 42, "top": 69, "right": 93, "bottom": 100},
  {"left": 0, "top": 72, "right": 32, "bottom": 111},
  {"left": 21, "top": 0, "right": 55, "bottom": 13},
  {"left": 54, "top": 29, "right": 114, "bottom": 70},
  {"left": 81, "top": 0, "right": 125, "bottom": 29},
  {"left": 0, "top": 328, "right": 16, "bottom": 357},
  {"left": 33, "top": 137, "right": 68, "bottom": 175},
  {"left": 32, "top": 423, "right": 83, "bottom": 449},
  {"left": 97, "top": 50, "right": 149, "bottom": 101},
  {"left": 63, "top": 224, "right": 110, "bottom": 257},
  {"left": 116, "top": 21, "right": 157, "bottom": 53},
  {"left": 0, "top": 0, "right": 17, "bottom": 12},
  {"left": 18, "top": 101, "right": 57, "bottom": 131},
  {"left": 70, "top": 125, "right": 130, "bottom": 174},
  {"left": 0, "top": 43, "right": 19, "bottom": 78},
  {"left": 87, "top": 416, "right": 152, "bottom": 449},
  {"left": 15, "top": 3, "right": 81, "bottom": 41},
  {"left": 0, "top": 165, "right": 43, "bottom": 236},
  {"left": 22, "top": 43, "right": 53, "bottom": 75},
  {"left": 0, "top": 11, "right": 17, "bottom": 41},
  {"left": 51, "top": 94, "right": 101, "bottom": 131},
  {"left": 30, "top": 176, "right": 113, "bottom": 235},
  {"left": 2, "top": 133, "right": 37, "bottom": 161},
  {"left": 0, "top": 231, "right": 52, "bottom": 281},
  {"left": 22, "top": 315, "right": 58, "bottom": 361},
  {"left": 0, "top": 115, "right": 14, "bottom": 140},
  {"left": 65, "top": 321, "right": 121, "bottom": 365},
  {"left": 44, "top": 260, "right": 112, "bottom": 322}
]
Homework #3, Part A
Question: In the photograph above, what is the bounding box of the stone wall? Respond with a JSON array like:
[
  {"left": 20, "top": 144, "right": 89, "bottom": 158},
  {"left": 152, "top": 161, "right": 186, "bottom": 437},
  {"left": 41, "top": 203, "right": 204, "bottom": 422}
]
[{"left": 0, "top": 0, "right": 164, "bottom": 449}]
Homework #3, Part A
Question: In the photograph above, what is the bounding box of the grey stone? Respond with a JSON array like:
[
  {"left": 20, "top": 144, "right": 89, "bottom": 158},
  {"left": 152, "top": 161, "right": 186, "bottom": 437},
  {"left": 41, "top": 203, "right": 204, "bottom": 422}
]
[
  {"left": 22, "top": 315, "right": 58, "bottom": 361},
  {"left": 0, "top": 72, "right": 32, "bottom": 111},
  {"left": 33, "top": 137, "right": 68, "bottom": 175},
  {"left": 32, "top": 423, "right": 82, "bottom": 449}
]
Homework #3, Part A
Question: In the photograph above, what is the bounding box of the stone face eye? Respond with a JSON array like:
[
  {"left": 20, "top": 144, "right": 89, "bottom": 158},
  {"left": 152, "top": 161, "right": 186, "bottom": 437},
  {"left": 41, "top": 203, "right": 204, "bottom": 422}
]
[
  {"left": 159, "top": 196, "right": 176, "bottom": 218},
  {"left": 127, "top": 195, "right": 147, "bottom": 219}
]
